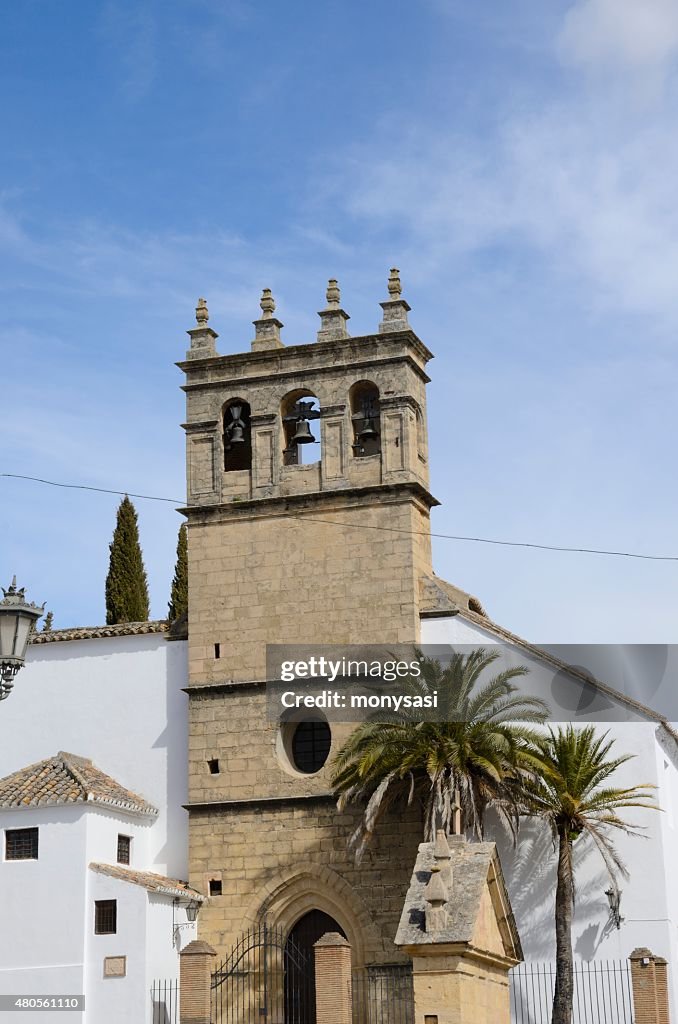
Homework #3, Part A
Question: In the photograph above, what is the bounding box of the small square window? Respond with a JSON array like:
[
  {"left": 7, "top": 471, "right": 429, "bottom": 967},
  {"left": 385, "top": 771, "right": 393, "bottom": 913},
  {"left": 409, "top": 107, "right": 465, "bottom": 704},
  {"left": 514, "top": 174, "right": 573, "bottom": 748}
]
[
  {"left": 5, "top": 827, "right": 39, "bottom": 861},
  {"left": 95, "top": 900, "right": 117, "bottom": 935},
  {"left": 207, "top": 758, "right": 220, "bottom": 775},
  {"left": 209, "top": 879, "right": 222, "bottom": 896},
  {"left": 117, "top": 835, "right": 131, "bottom": 865}
]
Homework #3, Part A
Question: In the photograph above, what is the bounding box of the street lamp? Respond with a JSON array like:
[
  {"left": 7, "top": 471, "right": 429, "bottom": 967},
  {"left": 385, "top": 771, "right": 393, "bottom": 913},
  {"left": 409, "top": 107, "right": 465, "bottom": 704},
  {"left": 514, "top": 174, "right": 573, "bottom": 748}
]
[
  {"left": 0, "top": 578, "right": 44, "bottom": 701},
  {"left": 172, "top": 897, "right": 202, "bottom": 941},
  {"left": 605, "top": 885, "right": 623, "bottom": 929}
]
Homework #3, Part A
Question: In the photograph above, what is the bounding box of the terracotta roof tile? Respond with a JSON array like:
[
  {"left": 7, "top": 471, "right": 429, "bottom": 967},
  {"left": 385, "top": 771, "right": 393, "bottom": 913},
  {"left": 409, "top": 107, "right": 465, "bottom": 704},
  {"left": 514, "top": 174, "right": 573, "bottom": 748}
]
[
  {"left": 89, "top": 862, "right": 204, "bottom": 900},
  {"left": 30, "top": 621, "right": 169, "bottom": 645},
  {"left": 0, "top": 752, "right": 158, "bottom": 817}
]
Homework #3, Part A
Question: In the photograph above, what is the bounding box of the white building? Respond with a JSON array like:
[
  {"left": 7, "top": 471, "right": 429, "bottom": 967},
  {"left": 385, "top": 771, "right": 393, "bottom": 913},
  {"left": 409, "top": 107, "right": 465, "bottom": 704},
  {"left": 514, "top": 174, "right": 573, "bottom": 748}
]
[
  {"left": 420, "top": 576, "right": 678, "bottom": 1017},
  {"left": 0, "top": 622, "right": 195, "bottom": 1024}
]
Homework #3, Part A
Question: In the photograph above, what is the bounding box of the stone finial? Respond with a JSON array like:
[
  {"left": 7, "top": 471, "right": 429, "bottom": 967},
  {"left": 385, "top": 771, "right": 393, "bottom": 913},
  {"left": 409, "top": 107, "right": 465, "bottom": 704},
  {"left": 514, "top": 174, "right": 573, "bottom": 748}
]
[
  {"left": 195, "top": 297, "right": 209, "bottom": 326},
  {"left": 260, "top": 288, "right": 276, "bottom": 319},
  {"left": 424, "top": 864, "right": 448, "bottom": 934},
  {"left": 317, "top": 278, "right": 350, "bottom": 343},
  {"left": 252, "top": 288, "right": 284, "bottom": 351},
  {"left": 187, "top": 296, "right": 218, "bottom": 359},
  {"left": 424, "top": 864, "right": 448, "bottom": 905},
  {"left": 450, "top": 792, "right": 464, "bottom": 836},
  {"left": 379, "top": 266, "right": 411, "bottom": 334},
  {"left": 433, "top": 829, "right": 451, "bottom": 861},
  {"left": 433, "top": 829, "right": 453, "bottom": 891},
  {"left": 388, "top": 268, "right": 402, "bottom": 298},
  {"left": 326, "top": 279, "right": 341, "bottom": 308}
]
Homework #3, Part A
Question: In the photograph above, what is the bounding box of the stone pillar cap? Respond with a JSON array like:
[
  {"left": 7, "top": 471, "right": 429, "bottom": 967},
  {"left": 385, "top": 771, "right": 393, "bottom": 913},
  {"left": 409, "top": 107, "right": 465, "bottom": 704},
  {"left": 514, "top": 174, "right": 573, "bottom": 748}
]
[
  {"left": 180, "top": 939, "right": 217, "bottom": 956},
  {"left": 314, "top": 931, "right": 351, "bottom": 948}
]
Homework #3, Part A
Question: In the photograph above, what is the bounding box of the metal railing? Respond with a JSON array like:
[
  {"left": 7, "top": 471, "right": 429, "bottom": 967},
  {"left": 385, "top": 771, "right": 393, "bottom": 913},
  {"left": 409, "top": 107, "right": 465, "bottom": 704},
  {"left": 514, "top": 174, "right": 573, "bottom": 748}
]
[
  {"left": 352, "top": 965, "right": 414, "bottom": 1024},
  {"left": 510, "top": 960, "right": 634, "bottom": 1024},
  {"left": 150, "top": 978, "right": 179, "bottom": 1024}
]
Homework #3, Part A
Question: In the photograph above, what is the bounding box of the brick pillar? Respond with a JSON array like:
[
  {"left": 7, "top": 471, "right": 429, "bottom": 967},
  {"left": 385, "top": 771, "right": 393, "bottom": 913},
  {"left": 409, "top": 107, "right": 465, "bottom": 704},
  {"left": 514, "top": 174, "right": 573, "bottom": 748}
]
[
  {"left": 629, "top": 948, "right": 672, "bottom": 1024},
  {"left": 314, "top": 931, "right": 352, "bottom": 1024},
  {"left": 180, "top": 939, "right": 217, "bottom": 1024}
]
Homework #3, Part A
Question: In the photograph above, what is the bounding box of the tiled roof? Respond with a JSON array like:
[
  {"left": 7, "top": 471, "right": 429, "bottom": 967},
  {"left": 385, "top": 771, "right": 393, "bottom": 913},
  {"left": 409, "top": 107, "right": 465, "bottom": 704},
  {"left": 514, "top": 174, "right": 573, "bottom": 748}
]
[
  {"left": 395, "top": 834, "right": 522, "bottom": 960},
  {"left": 89, "top": 863, "right": 205, "bottom": 901},
  {"left": 30, "top": 621, "right": 170, "bottom": 644},
  {"left": 0, "top": 752, "right": 158, "bottom": 817}
]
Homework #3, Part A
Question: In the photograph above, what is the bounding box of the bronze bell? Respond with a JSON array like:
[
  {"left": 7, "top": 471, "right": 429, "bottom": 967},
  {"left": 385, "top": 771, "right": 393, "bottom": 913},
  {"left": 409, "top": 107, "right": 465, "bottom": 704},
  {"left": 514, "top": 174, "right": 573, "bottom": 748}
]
[
  {"left": 358, "top": 418, "right": 378, "bottom": 442},
  {"left": 229, "top": 424, "right": 245, "bottom": 445},
  {"left": 292, "top": 419, "right": 316, "bottom": 444}
]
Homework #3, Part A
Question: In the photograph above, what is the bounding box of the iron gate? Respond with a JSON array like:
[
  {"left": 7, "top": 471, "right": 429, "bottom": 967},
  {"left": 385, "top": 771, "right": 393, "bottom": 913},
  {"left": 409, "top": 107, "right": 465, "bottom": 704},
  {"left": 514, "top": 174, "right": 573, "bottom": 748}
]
[{"left": 211, "top": 921, "right": 314, "bottom": 1024}]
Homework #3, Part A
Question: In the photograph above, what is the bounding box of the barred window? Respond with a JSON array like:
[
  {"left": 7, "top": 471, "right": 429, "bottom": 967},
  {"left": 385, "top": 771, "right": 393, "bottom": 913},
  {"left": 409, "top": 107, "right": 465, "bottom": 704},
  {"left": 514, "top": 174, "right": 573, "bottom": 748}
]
[
  {"left": 95, "top": 900, "right": 117, "bottom": 935},
  {"left": 5, "top": 827, "right": 39, "bottom": 860},
  {"left": 291, "top": 720, "right": 331, "bottom": 774},
  {"left": 117, "top": 835, "right": 131, "bottom": 865}
]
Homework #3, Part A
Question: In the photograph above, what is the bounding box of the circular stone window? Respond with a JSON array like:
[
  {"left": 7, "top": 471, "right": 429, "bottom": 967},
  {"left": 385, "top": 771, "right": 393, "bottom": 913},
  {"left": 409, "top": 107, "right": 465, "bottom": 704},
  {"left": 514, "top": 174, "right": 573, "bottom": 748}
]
[{"left": 289, "top": 719, "right": 332, "bottom": 774}]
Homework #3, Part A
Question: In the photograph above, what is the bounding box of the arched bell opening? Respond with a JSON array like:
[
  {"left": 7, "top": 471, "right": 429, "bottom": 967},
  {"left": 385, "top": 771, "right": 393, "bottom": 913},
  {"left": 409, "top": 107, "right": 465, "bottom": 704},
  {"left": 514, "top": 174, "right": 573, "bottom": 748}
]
[
  {"left": 281, "top": 389, "right": 322, "bottom": 467},
  {"left": 349, "top": 381, "right": 380, "bottom": 458},
  {"left": 284, "top": 910, "right": 347, "bottom": 1024},
  {"left": 223, "top": 398, "right": 252, "bottom": 472}
]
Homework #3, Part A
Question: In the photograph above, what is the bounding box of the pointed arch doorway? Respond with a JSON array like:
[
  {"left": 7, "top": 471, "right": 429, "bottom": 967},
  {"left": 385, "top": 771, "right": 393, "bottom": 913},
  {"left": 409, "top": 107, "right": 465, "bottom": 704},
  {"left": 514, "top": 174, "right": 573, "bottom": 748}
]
[{"left": 285, "top": 909, "right": 347, "bottom": 1024}]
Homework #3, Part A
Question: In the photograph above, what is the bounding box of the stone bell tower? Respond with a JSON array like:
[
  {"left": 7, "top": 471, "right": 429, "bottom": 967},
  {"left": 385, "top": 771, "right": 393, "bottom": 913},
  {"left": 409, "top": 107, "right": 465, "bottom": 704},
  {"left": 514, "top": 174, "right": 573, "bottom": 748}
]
[{"left": 179, "top": 272, "right": 438, "bottom": 962}]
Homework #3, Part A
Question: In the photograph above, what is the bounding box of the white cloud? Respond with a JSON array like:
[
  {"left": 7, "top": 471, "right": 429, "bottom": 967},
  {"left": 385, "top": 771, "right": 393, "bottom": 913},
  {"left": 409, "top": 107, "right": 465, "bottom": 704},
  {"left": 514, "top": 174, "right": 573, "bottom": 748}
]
[
  {"left": 559, "top": 0, "right": 678, "bottom": 72},
  {"left": 316, "top": 2, "right": 678, "bottom": 331},
  {"left": 331, "top": 105, "right": 678, "bottom": 327}
]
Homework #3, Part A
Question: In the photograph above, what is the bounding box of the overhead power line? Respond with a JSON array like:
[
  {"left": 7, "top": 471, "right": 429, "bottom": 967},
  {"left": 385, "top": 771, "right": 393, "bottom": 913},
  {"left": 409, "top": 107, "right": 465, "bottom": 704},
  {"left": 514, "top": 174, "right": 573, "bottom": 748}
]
[
  {"left": 2, "top": 472, "right": 677, "bottom": 563},
  {"left": 1, "top": 473, "right": 180, "bottom": 504}
]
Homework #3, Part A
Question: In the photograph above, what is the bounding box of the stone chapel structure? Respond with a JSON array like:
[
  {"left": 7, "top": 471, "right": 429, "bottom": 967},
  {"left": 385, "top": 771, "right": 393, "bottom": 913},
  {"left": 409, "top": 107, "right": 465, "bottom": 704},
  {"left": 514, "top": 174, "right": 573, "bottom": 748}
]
[{"left": 179, "top": 272, "right": 450, "bottom": 968}]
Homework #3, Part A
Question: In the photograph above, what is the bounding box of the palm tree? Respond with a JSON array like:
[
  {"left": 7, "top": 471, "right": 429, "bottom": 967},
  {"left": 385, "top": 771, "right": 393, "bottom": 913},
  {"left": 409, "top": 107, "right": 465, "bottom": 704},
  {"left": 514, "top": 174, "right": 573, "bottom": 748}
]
[
  {"left": 519, "top": 725, "right": 657, "bottom": 1024},
  {"left": 330, "top": 648, "right": 550, "bottom": 858}
]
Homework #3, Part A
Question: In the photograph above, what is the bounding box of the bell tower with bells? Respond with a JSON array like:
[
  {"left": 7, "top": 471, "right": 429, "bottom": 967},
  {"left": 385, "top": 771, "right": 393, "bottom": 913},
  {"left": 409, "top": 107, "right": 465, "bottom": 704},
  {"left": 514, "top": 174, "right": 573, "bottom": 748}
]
[{"left": 179, "top": 271, "right": 439, "bottom": 959}]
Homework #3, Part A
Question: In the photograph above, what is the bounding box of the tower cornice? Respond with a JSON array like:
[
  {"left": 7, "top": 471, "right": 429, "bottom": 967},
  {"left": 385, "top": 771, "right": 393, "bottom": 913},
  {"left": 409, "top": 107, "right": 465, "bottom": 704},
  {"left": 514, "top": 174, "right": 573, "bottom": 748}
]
[
  {"left": 178, "top": 480, "right": 440, "bottom": 523},
  {"left": 177, "top": 329, "right": 434, "bottom": 381}
]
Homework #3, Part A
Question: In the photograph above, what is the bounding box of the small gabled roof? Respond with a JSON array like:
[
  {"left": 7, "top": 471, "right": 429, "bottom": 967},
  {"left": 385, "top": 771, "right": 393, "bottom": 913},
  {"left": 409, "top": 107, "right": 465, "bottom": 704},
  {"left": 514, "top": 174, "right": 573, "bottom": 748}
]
[
  {"left": 89, "top": 863, "right": 204, "bottom": 901},
  {"left": 0, "top": 752, "right": 158, "bottom": 818},
  {"left": 395, "top": 835, "right": 522, "bottom": 961}
]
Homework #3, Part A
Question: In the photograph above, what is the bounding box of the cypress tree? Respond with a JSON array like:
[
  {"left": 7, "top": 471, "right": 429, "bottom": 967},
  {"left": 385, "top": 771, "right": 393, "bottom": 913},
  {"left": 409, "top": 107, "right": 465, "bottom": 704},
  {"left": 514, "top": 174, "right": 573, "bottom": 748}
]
[
  {"left": 105, "top": 496, "right": 150, "bottom": 624},
  {"left": 168, "top": 522, "right": 188, "bottom": 623}
]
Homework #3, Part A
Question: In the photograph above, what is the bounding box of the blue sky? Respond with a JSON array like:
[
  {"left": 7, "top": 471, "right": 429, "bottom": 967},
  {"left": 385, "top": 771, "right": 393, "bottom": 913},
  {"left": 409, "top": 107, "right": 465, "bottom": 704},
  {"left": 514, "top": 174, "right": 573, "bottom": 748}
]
[{"left": 2, "top": 0, "right": 678, "bottom": 642}]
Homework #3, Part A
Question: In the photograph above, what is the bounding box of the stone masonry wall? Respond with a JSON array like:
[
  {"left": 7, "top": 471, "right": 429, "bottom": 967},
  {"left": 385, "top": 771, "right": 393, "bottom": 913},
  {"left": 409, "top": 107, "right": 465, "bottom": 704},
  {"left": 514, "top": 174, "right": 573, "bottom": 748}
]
[
  {"left": 189, "top": 798, "right": 423, "bottom": 965},
  {"left": 187, "top": 495, "right": 432, "bottom": 684}
]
